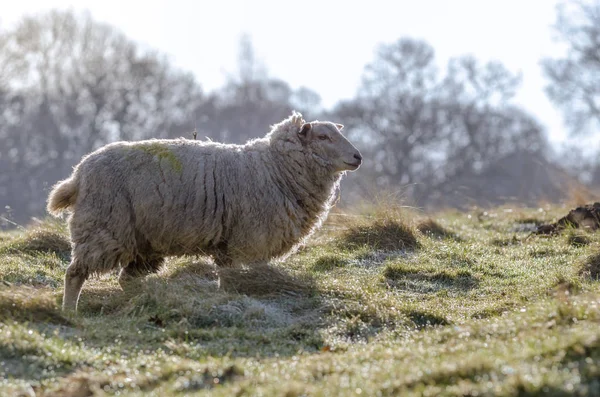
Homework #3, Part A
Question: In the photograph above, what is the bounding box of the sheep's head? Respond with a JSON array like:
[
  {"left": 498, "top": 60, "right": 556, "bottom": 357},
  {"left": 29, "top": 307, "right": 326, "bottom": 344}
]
[{"left": 297, "top": 121, "right": 362, "bottom": 173}]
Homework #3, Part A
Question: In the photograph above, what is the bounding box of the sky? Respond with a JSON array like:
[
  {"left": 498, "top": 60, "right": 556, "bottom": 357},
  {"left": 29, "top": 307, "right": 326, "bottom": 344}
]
[{"left": 0, "top": 0, "right": 577, "bottom": 146}]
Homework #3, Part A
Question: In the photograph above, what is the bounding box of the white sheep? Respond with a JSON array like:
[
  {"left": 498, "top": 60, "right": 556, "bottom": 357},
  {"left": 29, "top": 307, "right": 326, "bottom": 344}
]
[{"left": 47, "top": 112, "right": 362, "bottom": 312}]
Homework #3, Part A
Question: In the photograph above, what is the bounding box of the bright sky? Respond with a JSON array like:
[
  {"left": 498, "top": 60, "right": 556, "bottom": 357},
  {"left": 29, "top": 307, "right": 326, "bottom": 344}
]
[{"left": 1, "top": 0, "right": 575, "bottom": 145}]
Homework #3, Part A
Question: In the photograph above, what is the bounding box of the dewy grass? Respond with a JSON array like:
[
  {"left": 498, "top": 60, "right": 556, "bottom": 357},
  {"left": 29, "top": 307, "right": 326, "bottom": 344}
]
[
  {"left": 0, "top": 286, "right": 70, "bottom": 325},
  {"left": 339, "top": 218, "right": 419, "bottom": 251},
  {"left": 1, "top": 205, "right": 600, "bottom": 396},
  {"left": 416, "top": 218, "right": 460, "bottom": 240},
  {"left": 1, "top": 226, "right": 71, "bottom": 259}
]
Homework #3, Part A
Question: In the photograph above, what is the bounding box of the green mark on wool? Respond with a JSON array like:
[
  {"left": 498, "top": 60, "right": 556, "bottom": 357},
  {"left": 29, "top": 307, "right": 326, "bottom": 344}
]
[{"left": 136, "top": 143, "right": 183, "bottom": 173}]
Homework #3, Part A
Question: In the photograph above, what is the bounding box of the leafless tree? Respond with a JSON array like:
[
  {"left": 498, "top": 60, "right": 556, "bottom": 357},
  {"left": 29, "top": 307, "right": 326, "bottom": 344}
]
[
  {"left": 197, "top": 34, "right": 322, "bottom": 144},
  {"left": 0, "top": 10, "right": 206, "bottom": 223},
  {"left": 331, "top": 38, "right": 548, "bottom": 204},
  {"left": 334, "top": 39, "right": 444, "bottom": 196},
  {"left": 542, "top": 0, "right": 600, "bottom": 135},
  {"left": 440, "top": 56, "right": 547, "bottom": 181}
]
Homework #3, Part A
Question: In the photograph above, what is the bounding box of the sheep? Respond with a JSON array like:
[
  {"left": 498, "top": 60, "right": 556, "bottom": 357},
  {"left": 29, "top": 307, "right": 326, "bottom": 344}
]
[{"left": 47, "top": 112, "right": 362, "bottom": 312}]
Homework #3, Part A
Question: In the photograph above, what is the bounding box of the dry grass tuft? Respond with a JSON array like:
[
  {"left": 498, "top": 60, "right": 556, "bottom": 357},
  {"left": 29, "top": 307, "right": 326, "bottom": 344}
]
[
  {"left": 219, "top": 263, "right": 313, "bottom": 297},
  {"left": 0, "top": 286, "right": 71, "bottom": 325},
  {"left": 339, "top": 218, "right": 419, "bottom": 251},
  {"left": 7, "top": 228, "right": 71, "bottom": 258},
  {"left": 328, "top": 197, "right": 420, "bottom": 251}
]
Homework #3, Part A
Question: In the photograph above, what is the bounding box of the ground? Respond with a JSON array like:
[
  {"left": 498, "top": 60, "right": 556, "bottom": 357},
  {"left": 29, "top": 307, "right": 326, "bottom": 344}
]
[{"left": 1, "top": 204, "right": 600, "bottom": 396}]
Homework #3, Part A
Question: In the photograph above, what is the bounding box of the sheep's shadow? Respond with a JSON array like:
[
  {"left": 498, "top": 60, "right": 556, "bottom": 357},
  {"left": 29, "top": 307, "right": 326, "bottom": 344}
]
[
  {"left": 0, "top": 344, "right": 75, "bottom": 383},
  {"left": 80, "top": 258, "right": 320, "bottom": 311},
  {"left": 76, "top": 258, "right": 327, "bottom": 357},
  {"left": 385, "top": 270, "right": 479, "bottom": 295}
]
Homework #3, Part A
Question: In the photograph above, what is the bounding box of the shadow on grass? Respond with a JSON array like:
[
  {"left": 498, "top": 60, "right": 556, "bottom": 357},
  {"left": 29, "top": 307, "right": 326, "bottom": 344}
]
[
  {"left": 580, "top": 251, "right": 600, "bottom": 280},
  {"left": 557, "top": 336, "right": 600, "bottom": 384},
  {"left": 0, "top": 344, "right": 76, "bottom": 382},
  {"left": 470, "top": 304, "right": 514, "bottom": 319},
  {"left": 566, "top": 231, "right": 591, "bottom": 247},
  {"left": 218, "top": 263, "right": 315, "bottom": 297},
  {"left": 417, "top": 219, "right": 463, "bottom": 242},
  {"left": 384, "top": 264, "right": 479, "bottom": 293},
  {"left": 45, "top": 363, "right": 245, "bottom": 396},
  {"left": 79, "top": 260, "right": 318, "bottom": 314},
  {"left": 393, "top": 362, "right": 494, "bottom": 393},
  {"left": 310, "top": 255, "right": 349, "bottom": 272},
  {"left": 73, "top": 259, "right": 329, "bottom": 357},
  {"left": 405, "top": 309, "right": 451, "bottom": 329},
  {"left": 490, "top": 236, "right": 521, "bottom": 247}
]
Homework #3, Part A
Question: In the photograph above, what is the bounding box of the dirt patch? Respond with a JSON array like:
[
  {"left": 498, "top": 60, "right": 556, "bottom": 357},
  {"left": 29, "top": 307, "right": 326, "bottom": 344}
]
[{"left": 535, "top": 203, "right": 600, "bottom": 235}]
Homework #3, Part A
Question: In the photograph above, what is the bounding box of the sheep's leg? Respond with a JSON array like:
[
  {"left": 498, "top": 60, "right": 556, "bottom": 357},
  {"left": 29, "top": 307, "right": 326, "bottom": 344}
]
[
  {"left": 118, "top": 255, "right": 164, "bottom": 289},
  {"left": 214, "top": 244, "right": 239, "bottom": 289},
  {"left": 63, "top": 262, "right": 88, "bottom": 313}
]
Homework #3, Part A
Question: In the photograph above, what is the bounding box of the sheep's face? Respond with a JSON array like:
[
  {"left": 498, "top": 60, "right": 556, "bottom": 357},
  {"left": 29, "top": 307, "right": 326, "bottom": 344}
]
[{"left": 298, "top": 121, "right": 362, "bottom": 173}]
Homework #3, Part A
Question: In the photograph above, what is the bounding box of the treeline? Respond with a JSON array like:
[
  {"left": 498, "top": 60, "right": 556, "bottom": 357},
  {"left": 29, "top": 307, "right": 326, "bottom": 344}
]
[{"left": 0, "top": 5, "right": 598, "bottom": 225}]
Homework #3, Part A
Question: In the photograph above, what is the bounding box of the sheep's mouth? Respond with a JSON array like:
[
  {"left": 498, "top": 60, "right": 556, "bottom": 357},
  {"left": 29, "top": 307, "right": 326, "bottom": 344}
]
[{"left": 343, "top": 161, "right": 361, "bottom": 170}]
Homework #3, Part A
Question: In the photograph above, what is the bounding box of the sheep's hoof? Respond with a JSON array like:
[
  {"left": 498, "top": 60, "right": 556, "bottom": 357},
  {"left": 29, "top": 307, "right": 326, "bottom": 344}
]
[{"left": 61, "top": 298, "right": 78, "bottom": 314}]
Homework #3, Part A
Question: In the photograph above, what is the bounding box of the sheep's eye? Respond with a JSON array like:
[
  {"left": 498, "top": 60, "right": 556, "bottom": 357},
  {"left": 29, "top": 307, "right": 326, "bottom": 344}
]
[{"left": 318, "top": 135, "right": 328, "bottom": 141}]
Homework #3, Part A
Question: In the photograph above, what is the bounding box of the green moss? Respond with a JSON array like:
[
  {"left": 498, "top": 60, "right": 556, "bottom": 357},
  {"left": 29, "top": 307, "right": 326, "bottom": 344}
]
[{"left": 136, "top": 143, "right": 183, "bottom": 173}]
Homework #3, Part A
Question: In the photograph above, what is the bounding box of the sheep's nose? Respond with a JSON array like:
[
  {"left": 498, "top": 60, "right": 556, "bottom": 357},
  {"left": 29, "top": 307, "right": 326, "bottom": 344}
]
[{"left": 354, "top": 153, "right": 362, "bottom": 162}]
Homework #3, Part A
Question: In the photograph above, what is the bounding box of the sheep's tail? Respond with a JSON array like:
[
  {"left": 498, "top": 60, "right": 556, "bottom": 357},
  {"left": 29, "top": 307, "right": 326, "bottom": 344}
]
[{"left": 47, "top": 176, "right": 79, "bottom": 216}]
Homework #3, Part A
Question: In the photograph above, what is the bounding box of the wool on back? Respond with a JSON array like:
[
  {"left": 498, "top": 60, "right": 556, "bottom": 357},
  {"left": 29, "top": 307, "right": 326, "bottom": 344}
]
[{"left": 68, "top": 115, "right": 340, "bottom": 265}]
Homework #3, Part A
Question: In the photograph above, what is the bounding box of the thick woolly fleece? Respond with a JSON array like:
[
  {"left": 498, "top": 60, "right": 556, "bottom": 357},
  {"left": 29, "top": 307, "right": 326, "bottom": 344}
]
[{"left": 48, "top": 113, "right": 359, "bottom": 281}]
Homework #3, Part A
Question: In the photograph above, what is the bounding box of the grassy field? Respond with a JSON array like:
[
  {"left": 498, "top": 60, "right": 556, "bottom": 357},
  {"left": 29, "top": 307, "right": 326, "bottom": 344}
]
[{"left": 1, "top": 204, "right": 600, "bottom": 396}]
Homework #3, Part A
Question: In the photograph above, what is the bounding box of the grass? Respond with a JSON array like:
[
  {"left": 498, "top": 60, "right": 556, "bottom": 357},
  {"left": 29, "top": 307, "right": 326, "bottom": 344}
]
[{"left": 1, "top": 205, "right": 600, "bottom": 396}]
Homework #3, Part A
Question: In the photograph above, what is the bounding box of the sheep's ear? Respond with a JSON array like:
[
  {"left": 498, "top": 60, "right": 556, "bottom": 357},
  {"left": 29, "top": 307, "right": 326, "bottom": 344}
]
[
  {"left": 335, "top": 123, "right": 344, "bottom": 131},
  {"left": 298, "top": 123, "right": 311, "bottom": 142}
]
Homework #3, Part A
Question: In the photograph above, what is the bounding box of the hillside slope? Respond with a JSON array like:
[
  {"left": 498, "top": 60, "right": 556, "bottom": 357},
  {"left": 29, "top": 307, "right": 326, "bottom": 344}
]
[{"left": 1, "top": 206, "right": 600, "bottom": 396}]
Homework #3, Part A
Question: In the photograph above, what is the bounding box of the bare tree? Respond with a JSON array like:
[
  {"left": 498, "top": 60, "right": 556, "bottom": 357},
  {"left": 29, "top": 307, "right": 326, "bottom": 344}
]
[
  {"left": 334, "top": 39, "right": 444, "bottom": 196},
  {"left": 4, "top": 10, "right": 204, "bottom": 153},
  {"left": 440, "top": 56, "right": 546, "bottom": 180},
  {"left": 198, "top": 34, "right": 322, "bottom": 144},
  {"left": 0, "top": 10, "right": 206, "bottom": 223},
  {"left": 331, "top": 38, "right": 548, "bottom": 204},
  {"left": 542, "top": 0, "right": 600, "bottom": 135}
]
